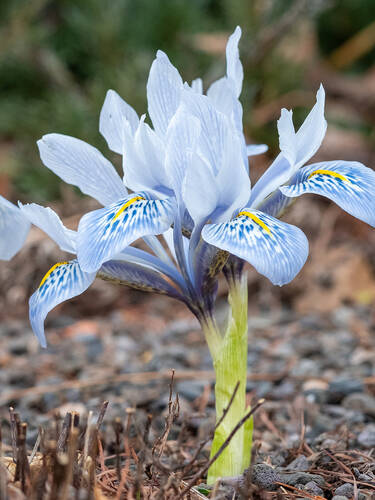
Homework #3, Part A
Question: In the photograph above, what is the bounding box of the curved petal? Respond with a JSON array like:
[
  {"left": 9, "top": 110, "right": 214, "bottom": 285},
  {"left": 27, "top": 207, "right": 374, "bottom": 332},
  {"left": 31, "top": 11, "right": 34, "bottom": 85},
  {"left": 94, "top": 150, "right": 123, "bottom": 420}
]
[
  {"left": 99, "top": 260, "right": 184, "bottom": 300},
  {"left": 147, "top": 50, "right": 183, "bottom": 136},
  {"left": 19, "top": 203, "right": 76, "bottom": 253},
  {"left": 202, "top": 209, "right": 308, "bottom": 286},
  {"left": 99, "top": 89, "right": 139, "bottom": 154},
  {"left": 247, "top": 144, "right": 268, "bottom": 157},
  {"left": 38, "top": 134, "right": 128, "bottom": 206},
  {"left": 0, "top": 196, "right": 30, "bottom": 260},
  {"left": 226, "top": 26, "right": 243, "bottom": 98},
  {"left": 281, "top": 161, "right": 375, "bottom": 227},
  {"left": 277, "top": 108, "right": 296, "bottom": 167},
  {"left": 29, "top": 260, "right": 96, "bottom": 347},
  {"left": 77, "top": 195, "right": 176, "bottom": 272}
]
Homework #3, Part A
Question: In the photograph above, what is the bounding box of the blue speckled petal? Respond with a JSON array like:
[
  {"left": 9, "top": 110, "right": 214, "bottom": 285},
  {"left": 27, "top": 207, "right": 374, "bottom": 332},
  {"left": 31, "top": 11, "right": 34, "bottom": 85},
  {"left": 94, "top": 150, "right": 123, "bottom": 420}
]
[
  {"left": 77, "top": 194, "right": 176, "bottom": 272},
  {"left": 30, "top": 260, "right": 96, "bottom": 347},
  {"left": 281, "top": 161, "right": 375, "bottom": 227},
  {"left": 202, "top": 209, "right": 308, "bottom": 286}
]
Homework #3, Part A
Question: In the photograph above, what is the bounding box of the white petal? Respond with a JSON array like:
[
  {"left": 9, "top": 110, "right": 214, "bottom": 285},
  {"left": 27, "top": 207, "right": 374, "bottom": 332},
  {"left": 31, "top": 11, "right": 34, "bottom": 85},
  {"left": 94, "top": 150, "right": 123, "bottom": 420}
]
[
  {"left": 147, "top": 50, "right": 183, "bottom": 136},
  {"left": 38, "top": 134, "right": 128, "bottom": 206},
  {"left": 191, "top": 78, "right": 203, "bottom": 94},
  {"left": 246, "top": 144, "right": 268, "bottom": 156},
  {"left": 19, "top": 202, "right": 76, "bottom": 253},
  {"left": 99, "top": 89, "right": 139, "bottom": 154},
  {"left": 294, "top": 84, "right": 327, "bottom": 168},
  {"left": 0, "top": 196, "right": 30, "bottom": 260},
  {"left": 277, "top": 108, "right": 296, "bottom": 167}
]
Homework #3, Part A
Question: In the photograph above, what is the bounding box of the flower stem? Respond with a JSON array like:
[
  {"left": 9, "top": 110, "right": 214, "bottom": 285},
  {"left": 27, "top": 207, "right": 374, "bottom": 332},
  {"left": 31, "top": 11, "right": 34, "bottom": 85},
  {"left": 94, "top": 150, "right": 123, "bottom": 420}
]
[{"left": 206, "top": 273, "right": 252, "bottom": 484}]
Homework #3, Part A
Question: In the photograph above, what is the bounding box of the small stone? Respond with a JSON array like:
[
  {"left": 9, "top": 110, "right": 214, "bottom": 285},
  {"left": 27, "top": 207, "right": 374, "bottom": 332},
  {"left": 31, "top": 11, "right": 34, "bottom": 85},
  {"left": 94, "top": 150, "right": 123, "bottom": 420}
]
[
  {"left": 358, "top": 424, "right": 375, "bottom": 447},
  {"left": 304, "top": 481, "right": 324, "bottom": 496},
  {"left": 332, "top": 496, "right": 349, "bottom": 500},
  {"left": 250, "top": 464, "right": 281, "bottom": 490},
  {"left": 335, "top": 483, "right": 354, "bottom": 497},
  {"left": 328, "top": 378, "right": 364, "bottom": 403},
  {"left": 279, "top": 472, "right": 325, "bottom": 488},
  {"left": 286, "top": 454, "right": 309, "bottom": 472},
  {"left": 342, "top": 392, "right": 375, "bottom": 417}
]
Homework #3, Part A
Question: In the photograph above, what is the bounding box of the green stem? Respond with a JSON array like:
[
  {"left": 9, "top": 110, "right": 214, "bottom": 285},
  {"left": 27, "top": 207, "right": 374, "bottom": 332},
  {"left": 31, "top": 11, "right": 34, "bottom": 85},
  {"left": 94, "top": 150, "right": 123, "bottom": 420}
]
[{"left": 204, "top": 273, "right": 252, "bottom": 484}]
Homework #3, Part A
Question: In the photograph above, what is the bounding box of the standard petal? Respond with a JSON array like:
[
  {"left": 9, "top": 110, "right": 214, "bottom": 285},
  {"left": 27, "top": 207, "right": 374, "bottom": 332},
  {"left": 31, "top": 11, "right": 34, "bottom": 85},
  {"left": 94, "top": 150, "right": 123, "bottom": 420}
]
[
  {"left": 277, "top": 109, "right": 296, "bottom": 167},
  {"left": 294, "top": 84, "right": 327, "bottom": 169},
  {"left": 38, "top": 134, "right": 128, "bottom": 206},
  {"left": 226, "top": 26, "right": 243, "bottom": 98},
  {"left": 77, "top": 195, "right": 176, "bottom": 272},
  {"left": 0, "top": 196, "right": 30, "bottom": 260},
  {"left": 99, "top": 260, "right": 183, "bottom": 300},
  {"left": 202, "top": 209, "right": 308, "bottom": 286},
  {"left": 281, "top": 161, "right": 375, "bottom": 227},
  {"left": 29, "top": 260, "right": 96, "bottom": 347},
  {"left": 19, "top": 203, "right": 76, "bottom": 253},
  {"left": 191, "top": 78, "right": 203, "bottom": 94},
  {"left": 123, "top": 116, "right": 171, "bottom": 195},
  {"left": 99, "top": 89, "right": 139, "bottom": 154},
  {"left": 147, "top": 50, "right": 183, "bottom": 136},
  {"left": 165, "top": 107, "right": 201, "bottom": 198}
]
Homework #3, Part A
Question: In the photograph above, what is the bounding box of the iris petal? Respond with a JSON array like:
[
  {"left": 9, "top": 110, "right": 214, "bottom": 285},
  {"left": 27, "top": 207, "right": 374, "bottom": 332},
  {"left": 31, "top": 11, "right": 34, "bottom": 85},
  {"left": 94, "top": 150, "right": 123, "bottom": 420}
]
[
  {"left": 281, "top": 161, "right": 375, "bottom": 227},
  {"left": 30, "top": 260, "right": 96, "bottom": 347},
  {"left": 0, "top": 196, "right": 30, "bottom": 260},
  {"left": 202, "top": 209, "right": 308, "bottom": 286},
  {"left": 77, "top": 195, "right": 176, "bottom": 272}
]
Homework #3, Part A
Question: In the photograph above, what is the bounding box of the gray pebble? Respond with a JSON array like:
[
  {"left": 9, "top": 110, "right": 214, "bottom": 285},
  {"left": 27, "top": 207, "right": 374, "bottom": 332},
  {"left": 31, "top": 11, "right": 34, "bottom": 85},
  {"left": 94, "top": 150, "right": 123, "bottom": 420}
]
[
  {"left": 358, "top": 424, "right": 375, "bottom": 447},
  {"left": 286, "top": 454, "right": 309, "bottom": 472},
  {"left": 304, "top": 480, "right": 324, "bottom": 496},
  {"left": 335, "top": 483, "right": 353, "bottom": 497},
  {"left": 279, "top": 471, "right": 325, "bottom": 488},
  {"left": 328, "top": 378, "right": 364, "bottom": 403},
  {"left": 342, "top": 392, "right": 375, "bottom": 417},
  {"left": 250, "top": 464, "right": 280, "bottom": 490},
  {"left": 332, "top": 496, "right": 349, "bottom": 500}
]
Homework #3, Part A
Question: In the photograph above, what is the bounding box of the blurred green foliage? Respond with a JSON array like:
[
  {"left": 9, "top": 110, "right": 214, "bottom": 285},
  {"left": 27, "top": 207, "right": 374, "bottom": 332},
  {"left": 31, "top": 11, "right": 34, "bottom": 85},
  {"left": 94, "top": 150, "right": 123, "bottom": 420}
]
[{"left": 0, "top": 0, "right": 373, "bottom": 202}]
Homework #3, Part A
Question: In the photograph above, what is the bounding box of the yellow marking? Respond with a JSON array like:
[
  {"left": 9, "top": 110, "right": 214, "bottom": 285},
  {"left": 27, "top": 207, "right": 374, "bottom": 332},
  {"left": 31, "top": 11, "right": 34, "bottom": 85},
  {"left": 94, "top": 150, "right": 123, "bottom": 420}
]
[
  {"left": 112, "top": 196, "right": 145, "bottom": 223},
  {"left": 308, "top": 169, "right": 349, "bottom": 182},
  {"left": 237, "top": 211, "right": 272, "bottom": 236},
  {"left": 39, "top": 262, "right": 68, "bottom": 288}
]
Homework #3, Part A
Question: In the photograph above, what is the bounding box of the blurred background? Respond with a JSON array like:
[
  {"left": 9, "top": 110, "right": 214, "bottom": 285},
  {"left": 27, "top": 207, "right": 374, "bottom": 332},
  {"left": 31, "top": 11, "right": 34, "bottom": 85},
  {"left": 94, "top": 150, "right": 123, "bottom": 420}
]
[{"left": 0, "top": 0, "right": 375, "bottom": 466}]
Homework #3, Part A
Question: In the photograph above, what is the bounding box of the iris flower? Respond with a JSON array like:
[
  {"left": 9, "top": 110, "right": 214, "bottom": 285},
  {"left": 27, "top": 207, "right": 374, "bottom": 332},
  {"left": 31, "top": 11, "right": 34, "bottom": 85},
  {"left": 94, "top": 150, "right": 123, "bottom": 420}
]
[
  {"left": 21, "top": 26, "right": 375, "bottom": 483},
  {"left": 0, "top": 196, "right": 30, "bottom": 260}
]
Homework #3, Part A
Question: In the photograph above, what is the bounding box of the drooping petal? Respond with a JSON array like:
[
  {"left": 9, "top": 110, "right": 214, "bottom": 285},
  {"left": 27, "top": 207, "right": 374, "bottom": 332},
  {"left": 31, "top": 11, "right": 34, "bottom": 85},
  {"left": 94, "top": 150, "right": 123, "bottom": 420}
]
[
  {"left": 19, "top": 203, "right": 76, "bottom": 253},
  {"left": 281, "top": 161, "right": 375, "bottom": 227},
  {"left": 0, "top": 196, "right": 30, "bottom": 260},
  {"left": 38, "top": 134, "right": 128, "bottom": 206},
  {"left": 147, "top": 50, "right": 183, "bottom": 136},
  {"left": 99, "top": 89, "right": 139, "bottom": 154},
  {"left": 226, "top": 26, "right": 243, "bottom": 98},
  {"left": 99, "top": 260, "right": 184, "bottom": 300},
  {"left": 29, "top": 260, "right": 96, "bottom": 347},
  {"left": 77, "top": 195, "right": 176, "bottom": 272},
  {"left": 202, "top": 209, "right": 308, "bottom": 286},
  {"left": 246, "top": 144, "right": 268, "bottom": 157}
]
